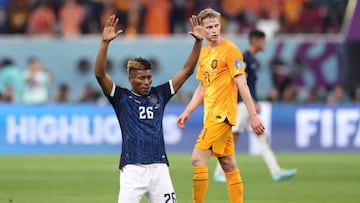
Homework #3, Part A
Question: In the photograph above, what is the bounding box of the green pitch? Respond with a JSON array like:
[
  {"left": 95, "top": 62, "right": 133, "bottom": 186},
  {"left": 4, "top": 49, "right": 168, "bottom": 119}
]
[{"left": 0, "top": 153, "right": 359, "bottom": 203}]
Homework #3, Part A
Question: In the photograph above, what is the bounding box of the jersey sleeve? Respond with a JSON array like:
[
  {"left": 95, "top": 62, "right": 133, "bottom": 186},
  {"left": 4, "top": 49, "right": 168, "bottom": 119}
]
[
  {"left": 226, "top": 45, "right": 245, "bottom": 78},
  {"left": 156, "top": 80, "right": 175, "bottom": 104},
  {"left": 105, "top": 83, "right": 126, "bottom": 107}
]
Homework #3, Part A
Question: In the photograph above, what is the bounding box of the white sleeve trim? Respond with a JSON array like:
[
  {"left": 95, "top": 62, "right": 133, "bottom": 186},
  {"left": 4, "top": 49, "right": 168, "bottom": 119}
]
[
  {"left": 110, "top": 83, "right": 116, "bottom": 97},
  {"left": 169, "top": 79, "right": 175, "bottom": 95}
]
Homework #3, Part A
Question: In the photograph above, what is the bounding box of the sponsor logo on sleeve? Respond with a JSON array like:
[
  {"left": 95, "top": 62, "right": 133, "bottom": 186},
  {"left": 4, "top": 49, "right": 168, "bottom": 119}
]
[{"left": 235, "top": 60, "right": 244, "bottom": 70}]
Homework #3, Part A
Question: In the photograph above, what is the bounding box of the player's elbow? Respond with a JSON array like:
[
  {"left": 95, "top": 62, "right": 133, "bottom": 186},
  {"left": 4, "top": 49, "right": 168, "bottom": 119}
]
[{"left": 94, "top": 67, "right": 105, "bottom": 78}]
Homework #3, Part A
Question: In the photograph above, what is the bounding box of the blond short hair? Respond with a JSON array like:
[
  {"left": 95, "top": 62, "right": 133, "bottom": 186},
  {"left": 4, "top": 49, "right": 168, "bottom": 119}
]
[
  {"left": 127, "top": 57, "right": 151, "bottom": 73},
  {"left": 198, "top": 8, "right": 221, "bottom": 24}
]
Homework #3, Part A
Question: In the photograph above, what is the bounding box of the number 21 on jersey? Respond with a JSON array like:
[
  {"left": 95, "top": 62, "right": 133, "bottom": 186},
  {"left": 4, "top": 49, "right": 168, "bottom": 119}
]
[{"left": 139, "top": 106, "right": 153, "bottom": 119}]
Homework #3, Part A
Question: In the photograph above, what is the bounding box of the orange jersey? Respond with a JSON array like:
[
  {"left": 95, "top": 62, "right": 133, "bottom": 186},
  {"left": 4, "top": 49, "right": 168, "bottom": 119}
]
[{"left": 196, "top": 39, "right": 245, "bottom": 125}]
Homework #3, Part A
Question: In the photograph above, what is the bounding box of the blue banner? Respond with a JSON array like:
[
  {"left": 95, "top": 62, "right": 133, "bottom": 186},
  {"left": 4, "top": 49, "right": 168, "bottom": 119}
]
[{"left": 0, "top": 103, "right": 359, "bottom": 154}]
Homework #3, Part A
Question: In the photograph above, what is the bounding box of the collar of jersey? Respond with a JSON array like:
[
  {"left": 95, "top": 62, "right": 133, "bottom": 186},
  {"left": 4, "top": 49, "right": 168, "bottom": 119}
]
[{"left": 131, "top": 89, "right": 151, "bottom": 97}]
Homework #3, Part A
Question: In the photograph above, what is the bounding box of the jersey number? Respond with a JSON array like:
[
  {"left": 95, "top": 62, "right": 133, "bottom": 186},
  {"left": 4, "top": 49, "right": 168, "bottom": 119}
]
[
  {"left": 164, "top": 192, "right": 176, "bottom": 203},
  {"left": 139, "top": 106, "right": 153, "bottom": 119}
]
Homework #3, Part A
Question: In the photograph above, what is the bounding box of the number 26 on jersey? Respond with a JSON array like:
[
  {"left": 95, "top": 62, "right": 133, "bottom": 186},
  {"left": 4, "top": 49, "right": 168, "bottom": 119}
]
[{"left": 139, "top": 106, "right": 153, "bottom": 119}]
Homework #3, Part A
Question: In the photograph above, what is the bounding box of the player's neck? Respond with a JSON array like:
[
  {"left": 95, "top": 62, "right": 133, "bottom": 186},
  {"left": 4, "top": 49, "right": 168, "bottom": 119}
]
[
  {"left": 208, "top": 37, "right": 222, "bottom": 49},
  {"left": 248, "top": 46, "right": 257, "bottom": 55}
]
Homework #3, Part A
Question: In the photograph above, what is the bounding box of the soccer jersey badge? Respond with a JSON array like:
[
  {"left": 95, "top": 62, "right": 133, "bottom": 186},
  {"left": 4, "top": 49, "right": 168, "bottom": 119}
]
[
  {"left": 148, "top": 94, "right": 159, "bottom": 104},
  {"left": 211, "top": 59, "right": 218, "bottom": 70}
]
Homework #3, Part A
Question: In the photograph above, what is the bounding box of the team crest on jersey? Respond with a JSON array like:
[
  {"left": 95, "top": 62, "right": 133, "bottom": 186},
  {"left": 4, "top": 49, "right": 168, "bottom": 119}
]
[
  {"left": 235, "top": 60, "right": 244, "bottom": 70},
  {"left": 148, "top": 94, "right": 158, "bottom": 104},
  {"left": 211, "top": 59, "right": 218, "bottom": 70}
]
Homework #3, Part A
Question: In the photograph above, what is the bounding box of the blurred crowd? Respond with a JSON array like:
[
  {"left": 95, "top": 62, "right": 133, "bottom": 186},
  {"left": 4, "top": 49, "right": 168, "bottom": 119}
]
[
  {"left": 0, "top": 0, "right": 348, "bottom": 36},
  {"left": 0, "top": 0, "right": 356, "bottom": 105},
  {"left": 263, "top": 57, "right": 360, "bottom": 104},
  {"left": 0, "top": 57, "right": 103, "bottom": 103},
  {"left": 1, "top": 54, "right": 359, "bottom": 104}
]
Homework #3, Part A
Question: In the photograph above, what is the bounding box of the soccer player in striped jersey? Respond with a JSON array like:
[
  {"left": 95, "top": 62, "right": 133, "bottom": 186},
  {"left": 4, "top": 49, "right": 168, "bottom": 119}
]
[
  {"left": 177, "top": 8, "right": 264, "bottom": 203},
  {"left": 213, "top": 29, "right": 297, "bottom": 183},
  {"left": 94, "top": 15, "right": 203, "bottom": 203}
]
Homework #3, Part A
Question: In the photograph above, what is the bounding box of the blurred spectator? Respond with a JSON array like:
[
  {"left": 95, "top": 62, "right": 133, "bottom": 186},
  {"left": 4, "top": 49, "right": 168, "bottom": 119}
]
[
  {"left": 279, "top": 0, "right": 304, "bottom": 33},
  {"left": 289, "top": 57, "right": 305, "bottom": 87},
  {"left": 193, "top": 0, "right": 219, "bottom": 14},
  {"left": 142, "top": 0, "right": 172, "bottom": 35},
  {"left": 82, "top": 0, "right": 102, "bottom": 33},
  {"left": 78, "top": 83, "right": 101, "bottom": 102},
  {"left": 58, "top": 0, "right": 85, "bottom": 36},
  {"left": 126, "top": 0, "right": 145, "bottom": 35},
  {"left": 0, "top": 58, "right": 23, "bottom": 102},
  {"left": 0, "top": 0, "right": 349, "bottom": 35},
  {"left": 113, "top": 0, "right": 131, "bottom": 30},
  {"left": 170, "top": 0, "right": 190, "bottom": 33},
  {"left": 266, "top": 87, "right": 280, "bottom": 102},
  {"left": 326, "top": 83, "right": 350, "bottom": 104},
  {"left": 99, "top": 0, "right": 118, "bottom": 31},
  {"left": 270, "top": 58, "right": 292, "bottom": 99},
  {"left": 304, "top": 87, "right": 320, "bottom": 103},
  {"left": 52, "top": 83, "right": 70, "bottom": 103},
  {"left": 256, "top": 0, "right": 280, "bottom": 39},
  {"left": 27, "top": 0, "right": 56, "bottom": 35},
  {"left": 0, "top": 86, "right": 15, "bottom": 102},
  {"left": 355, "top": 88, "right": 360, "bottom": 103},
  {"left": 0, "top": 0, "right": 9, "bottom": 33},
  {"left": 298, "top": 0, "right": 323, "bottom": 33},
  {"left": 4, "top": 0, "right": 29, "bottom": 33},
  {"left": 282, "top": 84, "right": 298, "bottom": 102},
  {"left": 220, "top": 0, "right": 245, "bottom": 34},
  {"left": 22, "top": 58, "right": 53, "bottom": 103}
]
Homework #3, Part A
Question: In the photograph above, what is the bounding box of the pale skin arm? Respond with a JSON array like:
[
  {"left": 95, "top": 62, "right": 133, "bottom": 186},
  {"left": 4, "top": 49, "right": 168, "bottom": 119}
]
[
  {"left": 94, "top": 15, "right": 123, "bottom": 96},
  {"left": 176, "top": 82, "right": 204, "bottom": 128},
  {"left": 171, "top": 15, "right": 204, "bottom": 92},
  {"left": 234, "top": 74, "right": 265, "bottom": 135}
]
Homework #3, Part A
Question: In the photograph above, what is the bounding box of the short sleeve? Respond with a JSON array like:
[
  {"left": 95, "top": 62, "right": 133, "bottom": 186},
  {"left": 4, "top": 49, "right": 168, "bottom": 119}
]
[
  {"left": 196, "top": 58, "right": 204, "bottom": 82},
  {"left": 156, "top": 80, "right": 175, "bottom": 104},
  {"left": 226, "top": 45, "right": 245, "bottom": 78},
  {"left": 105, "top": 83, "right": 126, "bottom": 107}
]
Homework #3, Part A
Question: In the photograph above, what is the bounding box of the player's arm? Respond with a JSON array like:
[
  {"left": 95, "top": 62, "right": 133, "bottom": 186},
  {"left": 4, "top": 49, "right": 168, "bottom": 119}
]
[
  {"left": 176, "top": 82, "right": 204, "bottom": 128},
  {"left": 234, "top": 74, "right": 264, "bottom": 135},
  {"left": 94, "top": 15, "right": 123, "bottom": 96},
  {"left": 171, "top": 15, "right": 203, "bottom": 92}
]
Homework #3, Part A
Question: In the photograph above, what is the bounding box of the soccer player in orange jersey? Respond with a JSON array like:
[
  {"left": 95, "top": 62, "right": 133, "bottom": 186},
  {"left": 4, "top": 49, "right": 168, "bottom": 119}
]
[
  {"left": 177, "top": 8, "right": 265, "bottom": 203},
  {"left": 213, "top": 30, "right": 297, "bottom": 183}
]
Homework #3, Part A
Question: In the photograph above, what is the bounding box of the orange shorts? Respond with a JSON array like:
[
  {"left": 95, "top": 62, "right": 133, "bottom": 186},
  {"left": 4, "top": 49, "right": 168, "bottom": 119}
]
[{"left": 195, "top": 120, "right": 235, "bottom": 157}]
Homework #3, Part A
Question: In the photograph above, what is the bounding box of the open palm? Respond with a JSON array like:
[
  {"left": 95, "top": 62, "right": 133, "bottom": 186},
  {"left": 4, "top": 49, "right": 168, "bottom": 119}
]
[
  {"left": 102, "top": 15, "right": 123, "bottom": 42},
  {"left": 189, "top": 15, "right": 204, "bottom": 40}
]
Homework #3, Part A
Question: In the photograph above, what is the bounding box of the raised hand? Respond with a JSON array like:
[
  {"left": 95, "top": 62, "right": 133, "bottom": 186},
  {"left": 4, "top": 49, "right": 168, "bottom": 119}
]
[
  {"left": 102, "top": 15, "right": 123, "bottom": 42},
  {"left": 188, "top": 15, "right": 203, "bottom": 41}
]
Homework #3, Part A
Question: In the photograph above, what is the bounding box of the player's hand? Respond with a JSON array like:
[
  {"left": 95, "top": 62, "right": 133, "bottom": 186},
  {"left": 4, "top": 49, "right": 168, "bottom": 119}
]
[
  {"left": 176, "top": 112, "right": 190, "bottom": 128},
  {"left": 102, "top": 15, "right": 123, "bottom": 42},
  {"left": 188, "top": 15, "right": 203, "bottom": 41},
  {"left": 249, "top": 114, "right": 265, "bottom": 135}
]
